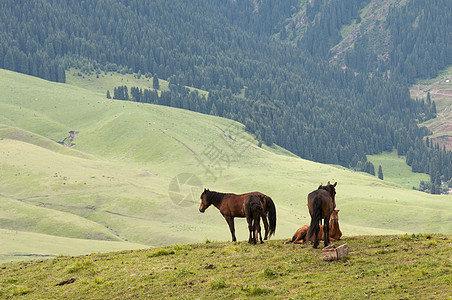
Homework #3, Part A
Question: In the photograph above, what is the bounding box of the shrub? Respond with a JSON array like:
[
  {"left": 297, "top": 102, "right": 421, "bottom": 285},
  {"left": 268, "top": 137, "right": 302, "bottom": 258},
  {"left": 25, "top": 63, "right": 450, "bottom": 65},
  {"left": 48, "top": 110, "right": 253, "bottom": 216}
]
[
  {"left": 262, "top": 267, "right": 276, "bottom": 278},
  {"left": 147, "top": 249, "right": 175, "bottom": 257},
  {"left": 210, "top": 277, "right": 227, "bottom": 289},
  {"left": 241, "top": 284, "right": 272, "bottom": 296}
]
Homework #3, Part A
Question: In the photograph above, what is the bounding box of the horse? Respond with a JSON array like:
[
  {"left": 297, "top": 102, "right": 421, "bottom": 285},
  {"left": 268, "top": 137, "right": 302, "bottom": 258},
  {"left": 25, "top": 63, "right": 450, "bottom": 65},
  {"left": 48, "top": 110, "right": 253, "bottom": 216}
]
[
  {"left": 243, "top": 194, "right": 267, "bottom": 244},
  {"left": 306, "top": 181, "right": 337, "bottom": 248},
  {"left": 290, "top": 210, "right": 341, "bottom": 244},
  {"left": 199, "top": 188, "right": 276, "bottom": 242}
]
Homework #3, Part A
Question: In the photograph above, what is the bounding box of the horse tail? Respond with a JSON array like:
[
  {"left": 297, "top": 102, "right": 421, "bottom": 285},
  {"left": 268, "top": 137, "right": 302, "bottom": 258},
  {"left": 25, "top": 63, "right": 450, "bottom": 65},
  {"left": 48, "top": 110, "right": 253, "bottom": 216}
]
[
  {"left": 307, "top": 196, "right": 321, "bottom": 243},
  {"left": 265, "top": 196, "right": 277, "bottom": 237}
]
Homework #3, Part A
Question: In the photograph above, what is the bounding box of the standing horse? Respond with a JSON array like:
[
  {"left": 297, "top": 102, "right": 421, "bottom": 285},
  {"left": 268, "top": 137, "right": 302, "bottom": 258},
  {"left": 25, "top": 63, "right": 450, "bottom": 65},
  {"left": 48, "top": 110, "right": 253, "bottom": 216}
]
[
  {"left": 199, "top": 189, "right": 276, "bottom": 242},
  {"left": 306, "top": 182, "right": 337, "bottom": 248},
  {"left": 243, "top": 194, "right": 267, "bottom": 244},
  {"left": 290, "top": 210, "right": 341, "bottom": 244}
]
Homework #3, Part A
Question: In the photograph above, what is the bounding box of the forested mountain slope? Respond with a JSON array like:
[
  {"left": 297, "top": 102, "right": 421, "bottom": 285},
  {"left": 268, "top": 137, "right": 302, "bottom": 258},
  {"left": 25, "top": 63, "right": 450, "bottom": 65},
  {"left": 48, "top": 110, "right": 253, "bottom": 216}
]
[{"left": 0, "top": 0, "right": 451, "bottom": 192}]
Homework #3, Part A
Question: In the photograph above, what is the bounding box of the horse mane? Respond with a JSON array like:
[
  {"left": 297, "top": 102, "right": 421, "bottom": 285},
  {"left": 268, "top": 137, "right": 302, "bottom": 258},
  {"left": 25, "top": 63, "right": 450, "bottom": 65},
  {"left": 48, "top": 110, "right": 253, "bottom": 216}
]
[
  {"left": 318, "top": 182, "right": 336, "bottom": 198},
  {"left": 206, "top": 190, "right": 232, "bottom": 205}
]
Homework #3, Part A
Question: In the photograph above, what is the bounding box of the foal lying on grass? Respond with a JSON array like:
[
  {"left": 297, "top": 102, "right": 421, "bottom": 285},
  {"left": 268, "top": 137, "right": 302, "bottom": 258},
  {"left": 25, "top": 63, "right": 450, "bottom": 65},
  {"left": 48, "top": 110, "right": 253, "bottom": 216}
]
[{"left": 290, "top": 209, "right": 342, "bottom": 244}]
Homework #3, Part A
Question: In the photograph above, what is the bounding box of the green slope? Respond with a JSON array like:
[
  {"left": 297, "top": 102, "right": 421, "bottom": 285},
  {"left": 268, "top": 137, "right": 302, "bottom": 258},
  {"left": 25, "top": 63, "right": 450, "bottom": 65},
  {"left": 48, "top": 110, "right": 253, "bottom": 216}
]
[
  {"left": 0, "top": 228, "right": 146, "bottom": 264},
  {"left": 410, "top": 65, "right": 452, "bottom": 151},
  {"left": 1, "top": 235, "right": 451, "bottom": 299},
  {"left": 0, "top": 69, "right": 451, "bottom": 263},
  {"left": 367, "top": 150, "right": 429, "bottom": 189}
]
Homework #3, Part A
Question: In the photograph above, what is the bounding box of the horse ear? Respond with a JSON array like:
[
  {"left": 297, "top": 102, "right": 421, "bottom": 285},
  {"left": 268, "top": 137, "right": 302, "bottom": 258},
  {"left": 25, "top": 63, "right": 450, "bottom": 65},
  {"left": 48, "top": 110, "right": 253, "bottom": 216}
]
[
  {"left": 327, "top": 181, "right": 331, "bottom": 185},
  {"left": 333, "top": 182, "right": 337, "bottom": 187}
]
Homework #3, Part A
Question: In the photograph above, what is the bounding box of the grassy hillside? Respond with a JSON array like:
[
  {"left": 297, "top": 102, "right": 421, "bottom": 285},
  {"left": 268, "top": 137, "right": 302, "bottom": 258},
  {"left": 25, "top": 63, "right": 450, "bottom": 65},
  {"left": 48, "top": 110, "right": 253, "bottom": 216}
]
[
  {"left": 65, "top": 68, "right": 208, "bottom": 98},
  {"left": 410, "top": 66, "right": 452, "bottom": 151},
  {"left": 0, "top": 228, "right": 146, "bottom": 264},
  {"left": 367, "top": 150, "right": 429, "bottom": 189},
  {"left": 331, "top": 0, "right": 396, "bottom": 65},
  {"left": 0, "top": 234, "right": 450, "bottom": 299},
  {"left": 0, "top": 69, "right": 451, "bottom": 264}
]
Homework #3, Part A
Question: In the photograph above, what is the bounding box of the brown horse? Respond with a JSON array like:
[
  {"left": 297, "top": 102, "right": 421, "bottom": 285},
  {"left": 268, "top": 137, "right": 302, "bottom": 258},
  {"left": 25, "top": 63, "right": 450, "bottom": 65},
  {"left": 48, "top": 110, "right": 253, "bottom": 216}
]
[
  {"left": 199, "top": 189, "right": 276, "bottom": 242},
  {"left": 243, "top": 194, "right": 267, "bottom": 244},
  {"left": 306, "top": 181, "right": 337, "bottom": 248},
  {"left": 291, "top": 210, "right": 341, "bottom": 244}
]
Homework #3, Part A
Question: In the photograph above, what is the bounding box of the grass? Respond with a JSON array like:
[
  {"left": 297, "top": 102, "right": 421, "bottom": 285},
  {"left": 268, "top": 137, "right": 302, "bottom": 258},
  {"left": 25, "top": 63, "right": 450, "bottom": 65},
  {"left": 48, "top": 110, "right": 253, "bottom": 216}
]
[
  {"left": 0, "top": 234, "right": 450, "bottom": 299},
  {"left": 410, "top": 65, "right": 452, "bottom": 150},
  {"left": 65, "top": 68, "right": 209, "bottom": 98},
  {"left": 0, "top": 228, "right": 146, "bottom": 264},
  {"left": 331, "top": 0, "right": 395, "bottom": 64},
  {"left": 0, "top": 68, "right": 451, "bottom": 264},
  {"left": 367, "top": 149, "right": 429, "bottom": 189},
  {"left": 409, "top": 65, "right": 452, "bottom": 111}
]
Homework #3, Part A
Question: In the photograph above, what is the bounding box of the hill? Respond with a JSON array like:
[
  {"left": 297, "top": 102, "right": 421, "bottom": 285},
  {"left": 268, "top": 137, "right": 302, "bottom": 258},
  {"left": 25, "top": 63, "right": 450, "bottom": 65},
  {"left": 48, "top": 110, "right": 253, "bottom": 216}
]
[
  {"left": 410, "top": 66, "right": 452, "bottom": 151},
  {"left": 1, "top": 69, "right": 451, "bottom": 263},
  {"left": 1, "top": 0, "right": 450, "bottom": 192},
  {"left": 0, "top": 234, "right": 450, "bottom": 299}
]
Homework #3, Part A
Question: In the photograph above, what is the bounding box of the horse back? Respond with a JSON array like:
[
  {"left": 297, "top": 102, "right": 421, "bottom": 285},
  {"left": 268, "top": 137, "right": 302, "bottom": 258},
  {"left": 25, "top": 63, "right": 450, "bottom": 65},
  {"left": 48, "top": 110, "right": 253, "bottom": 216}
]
[
  {"left": 307, "top": 189, "right": 335, "bottom": 214},
  {"left": 219, "top": 193, "right": 247, "bottom": 217},
  {"left": 291, "top": 225, "right": 309, "bottom": 243},
  {"left": 220, "top": 191, "right": 267, "bottom": 218}
]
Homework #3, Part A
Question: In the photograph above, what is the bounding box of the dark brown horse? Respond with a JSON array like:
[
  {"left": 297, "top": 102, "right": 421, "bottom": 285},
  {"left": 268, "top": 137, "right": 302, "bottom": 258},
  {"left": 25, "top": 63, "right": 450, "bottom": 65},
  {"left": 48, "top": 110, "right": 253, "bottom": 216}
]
[
  {"left": 291, "top": 209, "right": 341, "bottom": 244},
  {"left": 306, "top": 182, "right": 337, "bottom": 248},
  {"left": 244, "top": 194, "right": 267, "bottom": 244},
  {"left": 199, "top": 189, "right": 276, "bottom": 242}
]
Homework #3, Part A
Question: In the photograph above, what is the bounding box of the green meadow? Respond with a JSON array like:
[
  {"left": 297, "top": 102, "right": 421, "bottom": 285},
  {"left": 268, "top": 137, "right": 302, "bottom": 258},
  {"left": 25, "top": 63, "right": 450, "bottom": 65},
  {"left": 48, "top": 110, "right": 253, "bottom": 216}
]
[
  {"left": 367, "top": 150, "right": 429, "bottom": 189},
  {"left": 0, "top": 69, "right": 451, "bottom": 264},
  {"left": 410, "top": 65, "right": 452, "bottom": 150},
  {"left": 1, "top": 234, "right": 451, "bottom": 299}
]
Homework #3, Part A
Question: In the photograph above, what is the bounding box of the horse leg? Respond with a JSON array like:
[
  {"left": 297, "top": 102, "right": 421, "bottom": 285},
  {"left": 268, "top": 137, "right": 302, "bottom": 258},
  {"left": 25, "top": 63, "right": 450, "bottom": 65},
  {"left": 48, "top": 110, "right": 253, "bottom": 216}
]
[
  {"left": 247, "top": 216, "right": 255, "bottom": 244},
  {"left": 248, "top": 224, "right": 254, "bottom": 244},
  {"left": 252, "top": 224, "right": 257, "bottom": 244},
  {"left": 261, "top": 212, "right": 269, "bottom": 240},
  {"left": 224, "top": 215, "right": 237, "bottom": 242},
  {"left": 323, "top": 216, "right": 330, "bottom": 247},
  {"left": 252, "top": 214, "right": 259, "bottom": 244},
  {"left": 256, "top": 215, "right": 263, "bottom": 244},
  {"left": 313, "top": 222, "right": 319, "bottom": 248}
]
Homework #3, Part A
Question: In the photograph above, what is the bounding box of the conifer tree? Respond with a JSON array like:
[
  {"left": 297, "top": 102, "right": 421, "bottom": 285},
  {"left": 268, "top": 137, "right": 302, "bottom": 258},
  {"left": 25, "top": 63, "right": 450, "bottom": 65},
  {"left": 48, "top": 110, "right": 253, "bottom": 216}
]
[{"left": 153, "top": 75, "right": 160, "bottom": 90}]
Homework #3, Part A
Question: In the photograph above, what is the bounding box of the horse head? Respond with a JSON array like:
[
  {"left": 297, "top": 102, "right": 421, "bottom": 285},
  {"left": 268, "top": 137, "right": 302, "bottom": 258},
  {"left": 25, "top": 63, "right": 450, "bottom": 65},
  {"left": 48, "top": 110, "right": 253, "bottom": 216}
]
[
  {"left": 327, "top": 181, "right": 337, "bottom": 200},
  {"left": 199, "top": 188, "right": 211, "bottom": 213},
  {"left": 330, "top": 209, "right": 340, "bottom": 223},
  {"left": 320, "top": 181, "right": 337, "bottom": 200}
]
